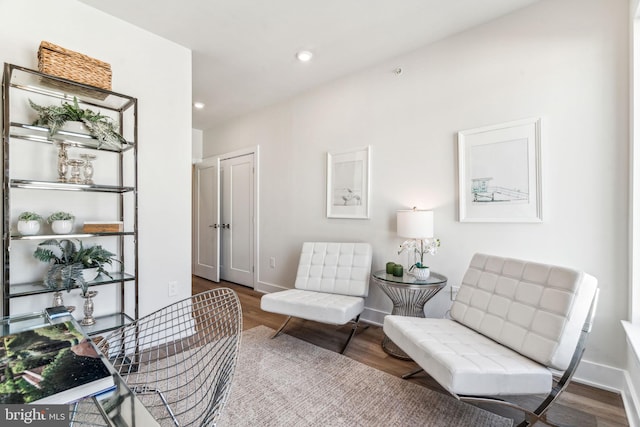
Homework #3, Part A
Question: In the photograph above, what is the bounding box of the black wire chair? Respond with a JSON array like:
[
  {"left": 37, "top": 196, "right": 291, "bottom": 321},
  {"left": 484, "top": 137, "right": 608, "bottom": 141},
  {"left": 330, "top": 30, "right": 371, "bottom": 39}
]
[{"left": 91, "top": 288, "right": 243, "bottom": 427}]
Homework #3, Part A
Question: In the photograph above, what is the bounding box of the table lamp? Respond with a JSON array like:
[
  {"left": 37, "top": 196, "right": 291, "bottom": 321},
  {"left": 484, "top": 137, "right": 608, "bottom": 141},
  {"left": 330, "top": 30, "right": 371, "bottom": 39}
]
[{"left": 397, "top": 208, "right": 438, "bottom": 280}]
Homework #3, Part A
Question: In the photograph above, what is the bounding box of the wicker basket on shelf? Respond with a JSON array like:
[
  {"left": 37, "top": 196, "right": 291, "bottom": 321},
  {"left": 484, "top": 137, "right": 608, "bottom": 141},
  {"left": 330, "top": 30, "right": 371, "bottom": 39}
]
[{"left": 37, "top": 41, "right": 112, "bottom": 91}]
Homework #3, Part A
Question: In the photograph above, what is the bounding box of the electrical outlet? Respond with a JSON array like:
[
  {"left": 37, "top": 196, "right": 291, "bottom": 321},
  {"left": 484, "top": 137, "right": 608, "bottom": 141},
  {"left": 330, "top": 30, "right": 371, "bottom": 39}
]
[
  {"left": 168, "top": 281, "right": 178, "bottom": 297},
  {"left": 269, "top": 257, "right": 276, "bottom": 269},
  {"left": 450, "top": 286, "right": 460, "bottom": 301}
]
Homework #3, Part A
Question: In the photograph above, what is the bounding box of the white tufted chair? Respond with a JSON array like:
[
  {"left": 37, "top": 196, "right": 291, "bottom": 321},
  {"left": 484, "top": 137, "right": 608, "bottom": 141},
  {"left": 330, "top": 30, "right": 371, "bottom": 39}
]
[
  {"left": 383, "top": 253, "right": 599, "bottom": 427},
  {"left": 260, "top": 242, "right": 373, "bottom": 354}
]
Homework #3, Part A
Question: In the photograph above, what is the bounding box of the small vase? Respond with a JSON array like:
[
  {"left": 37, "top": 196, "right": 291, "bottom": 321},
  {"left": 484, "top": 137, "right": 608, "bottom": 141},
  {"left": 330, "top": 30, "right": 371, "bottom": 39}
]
[
  {"left": 81, "top": 290, "right": 98, "bottom": 326},
  {"left": 52, "top": 291, "right": 64, "bottom": 307},
  {"left": 17, "top": 220, "right": 40, "bottom": 235},
  {"left": 413, "top": 266, "right": 430, "bottom": 281},
  {"left": 51, "top": 219, "right": 73, "bottom": 234}
]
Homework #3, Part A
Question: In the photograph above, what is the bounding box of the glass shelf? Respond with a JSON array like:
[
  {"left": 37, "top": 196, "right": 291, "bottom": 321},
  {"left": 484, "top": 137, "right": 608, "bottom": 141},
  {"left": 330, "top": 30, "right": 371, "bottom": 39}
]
[
  {"left": 9, "top": 122, "right": 134, "bottom": 152},
  {"left": 10, "top": 179, "right": 134, "bottom": 193},
  {"left": 81, "top": 312, "right": 135, "bottom": 336},
  {"left": 7, "top": 64, "right": 136, "bottom": 112},
  {"left": 11, "top": 232, "right": 135, "bottom": 240},
  {"left": 8, "top": 272, "right": 136, "bottom": 298}
]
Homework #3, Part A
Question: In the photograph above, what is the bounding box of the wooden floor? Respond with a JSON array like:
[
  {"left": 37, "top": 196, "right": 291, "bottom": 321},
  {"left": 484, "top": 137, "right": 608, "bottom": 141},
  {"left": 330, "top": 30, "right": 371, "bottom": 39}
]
[{"left": 193, "top": 276, "right": 630, "bottom": 427}]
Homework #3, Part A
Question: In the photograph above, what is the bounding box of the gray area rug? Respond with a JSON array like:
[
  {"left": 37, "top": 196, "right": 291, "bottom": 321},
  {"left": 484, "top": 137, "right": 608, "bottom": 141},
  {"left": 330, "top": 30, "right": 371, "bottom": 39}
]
[{"left": 218, "top": 326, "right": 513, "bottom": 427}]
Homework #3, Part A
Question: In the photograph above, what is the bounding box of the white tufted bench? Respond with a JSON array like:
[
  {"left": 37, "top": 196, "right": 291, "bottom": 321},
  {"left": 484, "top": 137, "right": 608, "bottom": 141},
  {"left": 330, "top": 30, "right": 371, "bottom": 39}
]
[
  {"left": 261, "top": 242, "right": 373, "bottom": 353},
  {"left": 383, "top": 253, "right": 598, "bottom": 426}
]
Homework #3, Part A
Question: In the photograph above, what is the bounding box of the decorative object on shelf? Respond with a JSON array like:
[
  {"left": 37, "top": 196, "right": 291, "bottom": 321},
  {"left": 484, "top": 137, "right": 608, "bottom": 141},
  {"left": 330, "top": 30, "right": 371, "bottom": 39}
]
[
  {"left": 38, "top": 41, "right": 112, "bottom": 91},
  {"left": 17, "top": 211, "right": 42, "bottom": 235},
  {"left": 47, "top": 211, "right": 75, "bottom": 234},
  {"left": 66, "top": 159, "right": 85, "bottom": 184},
  {"left": 80, "top": 154, "right": 97, "bottom": 184},
  {"left": 81, "top": 290, "right": 98, "bottom": 326},
  {"left": 52, "top": 291, "right": 64, "bottom": 307},
  {"left": 29, "top": 97, "right": 126, "bottom": 149},
  {"left": 55, "top": 141, "right": 69, "bottom": 182},
  {"left": 33, "top": 238, "right": 118, "bottom": 296},
  {"left": 82, "top": 221, "right": 124, "bottom": 233},
  {"left": 397, "top": 208, "right": 441, "bottom": 281}
]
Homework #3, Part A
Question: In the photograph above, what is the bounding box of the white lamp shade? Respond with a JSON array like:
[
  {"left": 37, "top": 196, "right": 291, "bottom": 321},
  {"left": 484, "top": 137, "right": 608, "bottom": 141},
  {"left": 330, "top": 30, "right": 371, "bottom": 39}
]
[{"left": 397, "top": 209, "right": 434, "bottom": 238}]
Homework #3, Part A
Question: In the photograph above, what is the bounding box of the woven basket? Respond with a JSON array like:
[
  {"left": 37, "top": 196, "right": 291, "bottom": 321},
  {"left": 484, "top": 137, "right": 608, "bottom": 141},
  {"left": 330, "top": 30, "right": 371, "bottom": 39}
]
[{"left": 38, "top": 41, "right": 112, "bottom": 91}]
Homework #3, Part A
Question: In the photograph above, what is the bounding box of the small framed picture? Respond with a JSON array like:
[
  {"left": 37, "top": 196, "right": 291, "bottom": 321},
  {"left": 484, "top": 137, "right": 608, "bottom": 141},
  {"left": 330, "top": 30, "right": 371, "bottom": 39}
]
[
  {"left": 326, "top": 146, "right": 371, "bottom": 219},
  {"left": 458, "top": 118, "right": 542, "bottom": 223}
]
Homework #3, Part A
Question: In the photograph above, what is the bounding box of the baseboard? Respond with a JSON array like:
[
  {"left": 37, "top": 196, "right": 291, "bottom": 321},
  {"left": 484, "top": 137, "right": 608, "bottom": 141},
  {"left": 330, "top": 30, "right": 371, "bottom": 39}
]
[
  {"left": 361, "top": 306, "right": 386, "bottom": 326},
  {"left": 255, "top": 280, "right": 287, "bottom": 294},
  {"left": 621, "top": 369, "right": 640, "bottom": 427}
]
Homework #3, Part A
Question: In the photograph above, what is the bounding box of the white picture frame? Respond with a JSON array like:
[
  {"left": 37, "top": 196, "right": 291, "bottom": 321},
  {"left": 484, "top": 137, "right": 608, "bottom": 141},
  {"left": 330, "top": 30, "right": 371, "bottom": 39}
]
[
  {"left": 458, "top": 118, "right": 542, "bottom": 223},
  {"left": 326, "top": 146, "right": 371, "bottom": 219}
]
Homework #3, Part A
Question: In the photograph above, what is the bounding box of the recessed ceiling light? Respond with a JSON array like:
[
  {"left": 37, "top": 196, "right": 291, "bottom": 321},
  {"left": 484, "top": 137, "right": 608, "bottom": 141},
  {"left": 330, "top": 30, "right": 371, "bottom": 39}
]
[
  {"left": 296, "top": 50, "right": 313, "bottom": 62},
  {"left": 194, "top": 102, "right": 205, "bottom": 109}
]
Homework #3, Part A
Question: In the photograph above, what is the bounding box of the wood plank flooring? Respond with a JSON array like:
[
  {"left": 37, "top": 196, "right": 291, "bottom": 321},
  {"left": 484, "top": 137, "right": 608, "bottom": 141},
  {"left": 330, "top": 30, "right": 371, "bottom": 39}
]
[{"left": 193, "top": 276, "right": 630, "bottom": 427}]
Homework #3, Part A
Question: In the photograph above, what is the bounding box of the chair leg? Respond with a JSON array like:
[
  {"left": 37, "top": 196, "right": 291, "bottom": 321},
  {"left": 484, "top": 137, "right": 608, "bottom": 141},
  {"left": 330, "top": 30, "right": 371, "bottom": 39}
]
[
  {"left": 272, "top": 316, "right": 292, "bottom": 338},
  {"left": 402, "top": 367, "right": 424, "bottom": 379},
  {"left": 340, "top": 315, "right": 361, "bottom": 354}
]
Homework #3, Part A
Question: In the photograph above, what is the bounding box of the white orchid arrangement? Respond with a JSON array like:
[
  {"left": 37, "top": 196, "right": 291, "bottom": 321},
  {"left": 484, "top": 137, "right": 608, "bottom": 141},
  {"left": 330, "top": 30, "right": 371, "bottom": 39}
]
[{"left": 398, "top": 238, "right": 440, "bottom": 270}]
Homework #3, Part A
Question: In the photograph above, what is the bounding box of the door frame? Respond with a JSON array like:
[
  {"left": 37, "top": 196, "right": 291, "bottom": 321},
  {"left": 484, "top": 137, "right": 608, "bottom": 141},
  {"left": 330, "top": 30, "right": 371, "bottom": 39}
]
[{"left": 205, "top": 145, "right": 259, "bottom": 288}]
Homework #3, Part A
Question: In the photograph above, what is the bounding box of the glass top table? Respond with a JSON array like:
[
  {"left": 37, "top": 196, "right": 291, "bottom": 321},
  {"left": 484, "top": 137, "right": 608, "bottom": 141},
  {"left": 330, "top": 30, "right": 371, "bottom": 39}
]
[
  {"left": 0, "top": 311, "right": 159, "bottom": 427},
  {"left": 372, "top": 270, "right": 447, "bottom": 359}
]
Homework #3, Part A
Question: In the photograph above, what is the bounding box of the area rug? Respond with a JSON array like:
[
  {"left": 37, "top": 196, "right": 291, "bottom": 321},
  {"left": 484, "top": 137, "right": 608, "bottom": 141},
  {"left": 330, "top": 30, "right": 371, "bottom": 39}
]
[{"left": 217, "top": 326, "right": 512, "bottom": 427}]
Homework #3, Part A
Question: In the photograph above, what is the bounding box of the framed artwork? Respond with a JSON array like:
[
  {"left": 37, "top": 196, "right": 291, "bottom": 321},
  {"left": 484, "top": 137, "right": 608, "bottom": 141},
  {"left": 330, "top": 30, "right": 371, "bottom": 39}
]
[
  {"left": 326, "top": 146, "right": 371, "bottom": 219},
  {"left": 458, "top": 118, "right": 542, "bottom": 223}
]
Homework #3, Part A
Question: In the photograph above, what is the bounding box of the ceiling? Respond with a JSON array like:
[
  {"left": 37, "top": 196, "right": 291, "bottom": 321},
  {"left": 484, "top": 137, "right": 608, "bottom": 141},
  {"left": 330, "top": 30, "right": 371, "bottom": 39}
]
[{"left": 79, "top": 0, "right": 538, "bottom": 130}]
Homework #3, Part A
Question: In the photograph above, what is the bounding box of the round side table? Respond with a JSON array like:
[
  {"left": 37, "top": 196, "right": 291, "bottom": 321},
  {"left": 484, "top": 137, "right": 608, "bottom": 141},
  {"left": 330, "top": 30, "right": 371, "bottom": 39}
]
[{"left": 372, "top": 269, "right": 447, "bottom": 360}]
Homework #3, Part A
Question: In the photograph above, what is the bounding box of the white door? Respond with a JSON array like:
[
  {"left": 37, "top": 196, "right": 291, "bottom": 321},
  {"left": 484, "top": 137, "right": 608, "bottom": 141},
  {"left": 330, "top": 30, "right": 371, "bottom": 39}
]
[
  {"left": 193, "top": 158, "right": 220, "bottom": 281},
  {"left": 219, "top": 154, "right": 255, "bottom": 287}
]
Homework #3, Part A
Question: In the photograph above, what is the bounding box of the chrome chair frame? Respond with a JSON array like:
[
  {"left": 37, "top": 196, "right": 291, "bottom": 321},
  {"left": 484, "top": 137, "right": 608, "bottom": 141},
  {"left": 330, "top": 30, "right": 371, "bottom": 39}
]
[
  {"left": 403, "top": 289, "right": 599, "bottom": 427},
  {"left": 95, "top": 288, "right": 242, "bottom": 427}
]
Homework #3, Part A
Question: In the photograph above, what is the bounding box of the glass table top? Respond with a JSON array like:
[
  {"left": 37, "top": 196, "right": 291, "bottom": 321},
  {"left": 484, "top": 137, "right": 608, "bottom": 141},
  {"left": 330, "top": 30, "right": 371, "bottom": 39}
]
[
  {"left": 372, "top": 269, "right": 447, "bottom": 286},
  {"left": 0, "top": 310, "right": 158, "bottom": 427}
]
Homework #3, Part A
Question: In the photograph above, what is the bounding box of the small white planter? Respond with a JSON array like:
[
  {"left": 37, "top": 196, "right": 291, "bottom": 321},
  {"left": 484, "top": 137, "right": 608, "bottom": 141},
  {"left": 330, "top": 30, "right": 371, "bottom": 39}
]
[
  {"left": 51, "top": 219, "right": 74, "bottom": 234},
  {"left": 412, "top": 266, "right": 431, "bottom": 281},
  {"left": 17, "top": 220, "right": 40, "bottom": 235},
  {"left": 59, "top": 120, "right": 90, "bottom": 135},
  {"left": 82, "top": 267, "right": 100, "bottom": 283}
]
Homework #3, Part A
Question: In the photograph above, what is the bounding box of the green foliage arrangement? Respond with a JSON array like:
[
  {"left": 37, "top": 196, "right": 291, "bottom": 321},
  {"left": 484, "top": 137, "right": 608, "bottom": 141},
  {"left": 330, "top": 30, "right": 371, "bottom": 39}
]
[
  {"left": 46, "top": 211, "right": 74, "bottom": 223},
  {"left": 33, "top": 239, "right": 119, "bottom": 295},
  {"left": 29, "top": 97, "right": 126, "bottom": 149},
  {"left": 17, "top": 212, "right": 42, "bottom": 221}
]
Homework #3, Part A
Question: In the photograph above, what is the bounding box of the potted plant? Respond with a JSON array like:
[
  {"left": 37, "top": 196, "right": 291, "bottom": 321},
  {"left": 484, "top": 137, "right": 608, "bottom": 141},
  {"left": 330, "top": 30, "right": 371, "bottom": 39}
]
[
  {"left": 29, "top": 97, "right": 126, "bottom": 149},
  {"left": 17, "top": 211, "right": 42, "bottom": 235},
  {"left": 398, "top": 238, "right": 441, "bottom": 280},
  {"left": 33, "top": 239, "right": 118, "bottom": 296},
  {"left": 47, "top": 211, "right": 75, "bottom": 234}
]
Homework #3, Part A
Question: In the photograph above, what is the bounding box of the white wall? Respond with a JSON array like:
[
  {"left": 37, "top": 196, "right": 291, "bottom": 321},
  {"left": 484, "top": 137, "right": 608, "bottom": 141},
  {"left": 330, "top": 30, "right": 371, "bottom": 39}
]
[
  {"left": 204, "top": 0, "right": 630, "bottom": 388},
  {"left": 0, "top": 0, "right": 193, "bottom": 317},
  {"left": 192, "top": 128, "right": 203, "bottom": 163}
]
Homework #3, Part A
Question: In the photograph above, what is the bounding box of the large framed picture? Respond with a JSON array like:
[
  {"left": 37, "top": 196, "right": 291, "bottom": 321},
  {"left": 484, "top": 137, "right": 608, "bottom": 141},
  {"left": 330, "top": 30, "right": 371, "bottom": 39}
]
[
  {"left": 326, "top": 146, "right": 371, "bottom": 219},
  {"left": 458, "top": 118, "right": 542, "bottom": 223}
]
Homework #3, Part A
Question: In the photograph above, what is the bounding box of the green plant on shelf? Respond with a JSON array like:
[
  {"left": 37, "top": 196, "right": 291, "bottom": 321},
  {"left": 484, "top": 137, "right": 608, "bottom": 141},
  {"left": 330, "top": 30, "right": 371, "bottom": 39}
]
[
  {"left": 17, "top": 211, "right": 42, "bottom": 221},
  {"left": 46, "top": 211, "right": 74, "bottom": 223},
  {"left": 33, "top": 239, "right": 119, "bottom": 296},
  {"left": 29, "top": 97, "right": 126, "bottom": 149}
]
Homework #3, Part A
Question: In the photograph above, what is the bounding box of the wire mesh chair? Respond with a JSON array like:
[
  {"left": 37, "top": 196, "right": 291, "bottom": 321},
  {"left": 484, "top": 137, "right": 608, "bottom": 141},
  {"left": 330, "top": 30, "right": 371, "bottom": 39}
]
[{"left": 93, "top": 288, "right": 242, "bottom": 427}]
